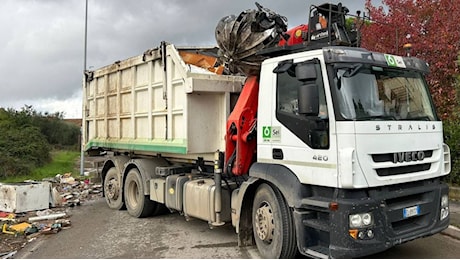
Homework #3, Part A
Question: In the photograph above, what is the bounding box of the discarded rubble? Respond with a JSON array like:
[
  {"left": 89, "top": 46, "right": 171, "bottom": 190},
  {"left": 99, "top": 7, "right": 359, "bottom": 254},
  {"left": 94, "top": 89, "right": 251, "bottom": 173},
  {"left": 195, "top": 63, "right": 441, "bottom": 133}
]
[
  {"left": 0, "top": 250, "right": 17, "bottom": 259},
  {"left": 0, "top": 182, "right": 50, "bottom": 213},
  {"left": 0, "top": 173, "right": 102, "bottom": 256}
]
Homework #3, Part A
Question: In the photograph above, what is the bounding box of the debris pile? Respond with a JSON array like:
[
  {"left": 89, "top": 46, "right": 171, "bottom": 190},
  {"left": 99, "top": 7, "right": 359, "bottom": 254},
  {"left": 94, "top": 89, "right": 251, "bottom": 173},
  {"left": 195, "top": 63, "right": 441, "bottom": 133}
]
[
  {"left": 47, "top": 173, "right": 102, "bottom": 207},
  {"left": 0, "top": 173, "right": 102, "bottom": 258}
]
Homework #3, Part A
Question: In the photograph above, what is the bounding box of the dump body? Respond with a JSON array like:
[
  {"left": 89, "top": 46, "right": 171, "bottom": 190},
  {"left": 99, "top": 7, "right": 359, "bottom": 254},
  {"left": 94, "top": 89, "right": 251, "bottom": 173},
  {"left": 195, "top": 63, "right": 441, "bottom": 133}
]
[{"left": 83, "top": 44, "right": 245, "bottom": 160}]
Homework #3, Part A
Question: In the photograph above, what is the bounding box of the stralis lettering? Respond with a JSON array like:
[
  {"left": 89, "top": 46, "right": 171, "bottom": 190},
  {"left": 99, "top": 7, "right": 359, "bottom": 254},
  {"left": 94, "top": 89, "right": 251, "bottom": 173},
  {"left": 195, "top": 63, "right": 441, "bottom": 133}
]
[
  {"left": 393, "top": 151, "right": 425, "bottom": 163},
  {"left": 376, "top": 124, "right": 436, "bottom": 131}
]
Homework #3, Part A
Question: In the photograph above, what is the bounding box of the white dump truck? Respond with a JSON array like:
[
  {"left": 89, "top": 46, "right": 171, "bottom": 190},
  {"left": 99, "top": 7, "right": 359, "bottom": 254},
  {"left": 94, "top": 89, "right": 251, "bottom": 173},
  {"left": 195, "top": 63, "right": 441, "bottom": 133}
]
[{"left": 83, "top": 3, "right": 451, "bottom": 258}]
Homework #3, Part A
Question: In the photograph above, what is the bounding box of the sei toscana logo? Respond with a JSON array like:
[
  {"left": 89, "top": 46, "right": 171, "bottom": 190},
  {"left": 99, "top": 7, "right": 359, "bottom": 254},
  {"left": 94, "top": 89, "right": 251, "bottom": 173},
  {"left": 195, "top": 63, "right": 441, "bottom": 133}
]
[{"left": 262, "top": 126, "right": 281, "bottom": 141}]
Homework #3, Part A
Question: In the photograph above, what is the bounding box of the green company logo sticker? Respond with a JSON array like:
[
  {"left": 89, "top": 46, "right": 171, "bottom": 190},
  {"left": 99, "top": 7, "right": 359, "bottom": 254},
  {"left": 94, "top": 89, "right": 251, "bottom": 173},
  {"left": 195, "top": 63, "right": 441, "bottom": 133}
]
[
  {"left": 384, "top": 54, "right": 406, "bottom": 68},
  {"left": 262, "top": 126, "right": 281, "bottom": 141},
  {"left": 262, "top": 126, "right": 271, "bottom": 139}
]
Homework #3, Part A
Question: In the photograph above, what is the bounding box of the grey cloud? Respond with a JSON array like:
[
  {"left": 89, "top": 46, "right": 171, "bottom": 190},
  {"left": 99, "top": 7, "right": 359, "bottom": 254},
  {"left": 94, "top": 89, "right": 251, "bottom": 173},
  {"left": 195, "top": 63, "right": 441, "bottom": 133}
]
[{"left": 0, "top": 0, "right": 366, "bottom": 105}]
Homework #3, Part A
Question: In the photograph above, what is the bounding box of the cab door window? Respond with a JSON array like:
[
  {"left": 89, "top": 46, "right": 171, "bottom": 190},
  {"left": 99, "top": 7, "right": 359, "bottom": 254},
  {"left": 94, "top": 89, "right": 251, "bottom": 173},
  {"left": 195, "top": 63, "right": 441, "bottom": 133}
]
[{"left": 274, "top": 59, "right": 329, "bottom": 149}]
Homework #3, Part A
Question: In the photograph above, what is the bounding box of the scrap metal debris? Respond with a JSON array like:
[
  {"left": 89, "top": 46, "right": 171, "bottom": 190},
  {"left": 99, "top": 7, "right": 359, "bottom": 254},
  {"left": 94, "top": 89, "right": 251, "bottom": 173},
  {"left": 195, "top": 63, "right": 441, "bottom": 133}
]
[
  {"left": 0, "top": 173, "right": 102, "bottom": 255},
  {"left": 215, "top": 2, "right": 288, "bottom": 75}
]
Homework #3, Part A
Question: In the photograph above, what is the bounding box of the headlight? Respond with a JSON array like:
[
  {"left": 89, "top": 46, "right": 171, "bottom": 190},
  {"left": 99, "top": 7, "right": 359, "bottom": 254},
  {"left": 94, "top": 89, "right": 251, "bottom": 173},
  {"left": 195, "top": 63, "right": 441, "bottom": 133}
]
[
  {"left": 362, "top": 213, "right": 372, "bottom": 225},
  {"left": 441, "top": 195, "right": 449, "bottom": 208},
  {"left": 440, "top": 194, "right": 449, "bottom": 221},
  {"left": 349, "top": 214, "right": 362, "bottom": 227},
  {"left": 349, "top": 213, "right": 374, "bottom": 228}
]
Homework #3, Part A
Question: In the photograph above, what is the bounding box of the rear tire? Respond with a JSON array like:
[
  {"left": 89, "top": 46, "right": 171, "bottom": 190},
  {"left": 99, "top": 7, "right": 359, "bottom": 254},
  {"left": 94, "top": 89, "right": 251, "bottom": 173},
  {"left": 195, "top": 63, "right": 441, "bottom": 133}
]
[
  {"left": 124, "top": 168, "right": 157, "bottom": 218},
  {"left": 104, "top": 167, "right": 125, "bottom": 210},
  {"left": 252, "top": 183, "right": 297, "bottom": 259}
]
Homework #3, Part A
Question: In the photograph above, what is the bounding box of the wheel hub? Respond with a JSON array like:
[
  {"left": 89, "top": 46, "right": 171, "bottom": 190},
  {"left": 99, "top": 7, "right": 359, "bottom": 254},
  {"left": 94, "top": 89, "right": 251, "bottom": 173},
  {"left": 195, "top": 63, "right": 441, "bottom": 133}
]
[
  {"left": 105, "top": 178, "right": 119, "bottom": 200},
  {"left": 255, "top": 203, "right": 274, "bottom": 243}
]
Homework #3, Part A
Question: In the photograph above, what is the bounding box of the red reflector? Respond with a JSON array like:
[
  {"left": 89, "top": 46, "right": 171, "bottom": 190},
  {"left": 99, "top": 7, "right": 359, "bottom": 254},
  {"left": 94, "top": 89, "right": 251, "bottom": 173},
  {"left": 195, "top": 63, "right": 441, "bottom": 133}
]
[{"left": 329, "top": 202, "right": 339, "bottom": 211}]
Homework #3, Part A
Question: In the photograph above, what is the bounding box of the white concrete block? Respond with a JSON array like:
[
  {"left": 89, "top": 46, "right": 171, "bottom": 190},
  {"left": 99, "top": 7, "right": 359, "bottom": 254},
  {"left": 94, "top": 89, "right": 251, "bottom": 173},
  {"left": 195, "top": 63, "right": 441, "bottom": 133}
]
[{"left": 0, "top": 182, "right": 50, "bottom": 213}]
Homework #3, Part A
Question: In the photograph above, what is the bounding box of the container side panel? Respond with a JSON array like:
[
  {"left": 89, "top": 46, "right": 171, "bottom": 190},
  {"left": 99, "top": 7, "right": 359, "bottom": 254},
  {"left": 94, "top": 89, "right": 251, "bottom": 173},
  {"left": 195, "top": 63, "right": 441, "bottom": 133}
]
[
  {"left": 172, "top": 81, "right": 185, "bottom": 111},
  {"left": 96, "top": 97, "right": 105, "bottom": 116},
  {"left": 136, "top": 117, "right": 149, "bottom": 139},
  {"left": 173, "top": 114, "right": 184, "bottom": 140},
  {"left": 108, "top": 73, "right": 118, "bottom": 93},
  {"left": 121, "top": 93, "right": 132, "bottom": 115},
  {"left": 121, "top": 118, "right": 133, "bottom": 139},
  {"left": 135, "top": 90, "right": 149, "bottom": 113},
  {"left": 107, "top": 95, "right": 117, "bottom": 116},
  {"left": 121, "top": 68, "right": 132, "bottom": 90},
  {"left": 136, "top": 63, "right": 149, "bottom": 87},
  {"left": 187, "top": 93, "right": 226, "bottom": 153},
  {"left": 153, "top": 116, "right": 166, "bottom": 139},
  {"left": 87, "top": 80, "right": 95, "bottom": 98},
  {"left": 88, "top": 99, "right": 95, "bottom": 117},
  {"left": 108, "top": 119, "right": 118, "bottom": 138},
  {"left": 96, "top": 120, "right": 106, "bottom": 138},
  {"left": 152, "top": 60, "right": 162, "bottom": 84},
  {"left": 96, "top": 77, "right": 105, "bottom": 95},
  {"left": 153, "top": 86, "right": 164, "bottom": 110}
]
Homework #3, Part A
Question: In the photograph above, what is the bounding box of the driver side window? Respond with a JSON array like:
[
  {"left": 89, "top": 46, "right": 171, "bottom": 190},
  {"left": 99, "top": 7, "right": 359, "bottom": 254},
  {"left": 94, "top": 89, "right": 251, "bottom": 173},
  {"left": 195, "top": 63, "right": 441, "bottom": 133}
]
[{"left": 275, "top": 60, "right": 329, "bottom": 149}]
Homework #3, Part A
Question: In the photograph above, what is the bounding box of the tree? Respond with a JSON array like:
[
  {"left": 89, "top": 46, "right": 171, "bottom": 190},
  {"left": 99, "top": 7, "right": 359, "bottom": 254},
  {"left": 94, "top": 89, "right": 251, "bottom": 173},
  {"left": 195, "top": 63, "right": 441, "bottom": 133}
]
[
  {"left": 0, "top": 108, "right": 51, "bottom": 178},
  {"left": 361, "top": 0, "right": 460, "bottom": 120},
  {"left": 0, "top": 106, "right": 81, "bottom": 178}
]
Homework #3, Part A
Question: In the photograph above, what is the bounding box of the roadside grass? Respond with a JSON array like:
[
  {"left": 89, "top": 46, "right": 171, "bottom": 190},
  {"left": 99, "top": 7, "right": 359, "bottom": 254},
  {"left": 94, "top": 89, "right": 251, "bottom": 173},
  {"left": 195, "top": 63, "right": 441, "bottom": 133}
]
[{"left": 0, "top": 150, "right": 80, "bottom": 183}]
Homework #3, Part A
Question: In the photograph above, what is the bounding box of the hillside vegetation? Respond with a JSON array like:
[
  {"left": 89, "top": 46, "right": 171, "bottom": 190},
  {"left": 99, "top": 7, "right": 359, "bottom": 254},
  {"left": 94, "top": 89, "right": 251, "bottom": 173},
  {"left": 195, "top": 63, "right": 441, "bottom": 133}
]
[{"left": 0, "top": 106, "right": 80, "bottom": 179}]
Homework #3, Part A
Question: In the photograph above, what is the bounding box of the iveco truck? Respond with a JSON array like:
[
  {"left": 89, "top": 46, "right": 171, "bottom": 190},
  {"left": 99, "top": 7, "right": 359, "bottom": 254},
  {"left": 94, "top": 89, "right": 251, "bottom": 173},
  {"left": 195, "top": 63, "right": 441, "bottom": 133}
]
[{"left": 82, "top": 3, "right": 451, "bottom": 258}]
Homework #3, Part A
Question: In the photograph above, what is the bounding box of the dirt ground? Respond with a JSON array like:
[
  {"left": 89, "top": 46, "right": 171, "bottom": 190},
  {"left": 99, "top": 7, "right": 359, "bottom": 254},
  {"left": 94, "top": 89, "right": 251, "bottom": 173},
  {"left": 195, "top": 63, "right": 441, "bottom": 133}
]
[{"left": 0, "top": 235, "right": 27, "bottom": 256}]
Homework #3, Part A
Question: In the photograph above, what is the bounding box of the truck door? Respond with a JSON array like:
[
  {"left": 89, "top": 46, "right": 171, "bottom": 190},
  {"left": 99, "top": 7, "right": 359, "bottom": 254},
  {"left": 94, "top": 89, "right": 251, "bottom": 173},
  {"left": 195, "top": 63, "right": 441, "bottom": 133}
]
[{"left": 260, "top": 58, "right": 337, "bottom": 187}]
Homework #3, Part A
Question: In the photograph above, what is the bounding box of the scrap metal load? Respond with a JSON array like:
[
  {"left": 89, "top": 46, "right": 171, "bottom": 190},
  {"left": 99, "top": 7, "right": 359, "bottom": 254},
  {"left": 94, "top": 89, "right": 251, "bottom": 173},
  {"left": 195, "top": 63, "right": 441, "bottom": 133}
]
[
  {"left": 215, "top": 2, "right": 360, "bottom": 76},
  {"left": 215, "top": 2, "right": 287, "bottom": 76}
]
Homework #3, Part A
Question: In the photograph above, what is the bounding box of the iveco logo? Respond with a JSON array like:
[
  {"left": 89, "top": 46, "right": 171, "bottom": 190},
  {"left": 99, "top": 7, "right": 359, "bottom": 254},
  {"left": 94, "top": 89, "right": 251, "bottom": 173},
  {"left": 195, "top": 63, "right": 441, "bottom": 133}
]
[{"left": 393, "top": 151, "right": 425, "bottom": 163}]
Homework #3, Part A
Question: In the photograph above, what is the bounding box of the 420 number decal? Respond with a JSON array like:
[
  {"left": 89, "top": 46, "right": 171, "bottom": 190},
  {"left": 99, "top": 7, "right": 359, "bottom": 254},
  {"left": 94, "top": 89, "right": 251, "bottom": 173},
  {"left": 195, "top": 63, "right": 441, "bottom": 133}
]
[{"left": 313, "top": 155, "right": 328, "bottom": 161}]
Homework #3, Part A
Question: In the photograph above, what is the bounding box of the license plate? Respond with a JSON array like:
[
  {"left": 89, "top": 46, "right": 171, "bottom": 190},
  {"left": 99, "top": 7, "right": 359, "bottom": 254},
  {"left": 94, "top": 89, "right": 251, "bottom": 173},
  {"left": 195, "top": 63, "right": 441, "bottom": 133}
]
[{"left": 403, "top": 205, "right": 420, "bottom": 218}]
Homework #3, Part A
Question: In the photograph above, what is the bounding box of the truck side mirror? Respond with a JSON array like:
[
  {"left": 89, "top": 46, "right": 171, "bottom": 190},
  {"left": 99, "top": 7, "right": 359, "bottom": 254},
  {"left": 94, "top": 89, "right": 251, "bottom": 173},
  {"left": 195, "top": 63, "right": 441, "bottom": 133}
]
[
  {"left": 298, "top": 83, "right": 319, "bottom": 116},
  {"left": 296, "top": 62, "right": 319, "bottom": 115},
  {"left": 295, "top": 63, "right": 317, "bottom": 81}
]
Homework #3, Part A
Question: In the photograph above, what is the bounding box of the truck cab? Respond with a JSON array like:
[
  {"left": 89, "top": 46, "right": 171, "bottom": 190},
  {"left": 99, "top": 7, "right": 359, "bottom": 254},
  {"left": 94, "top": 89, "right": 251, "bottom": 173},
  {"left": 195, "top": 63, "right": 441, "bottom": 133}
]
[{"left": 241, "top": 46, "right": 451, "bottom": 258}]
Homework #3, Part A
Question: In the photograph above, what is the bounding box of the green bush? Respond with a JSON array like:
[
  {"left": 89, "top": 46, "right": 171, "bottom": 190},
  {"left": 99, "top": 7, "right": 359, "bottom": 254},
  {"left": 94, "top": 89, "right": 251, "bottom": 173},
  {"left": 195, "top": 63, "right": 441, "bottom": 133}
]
[
  {"left": 444, "top": 119, "right": 460, "bottom": 185},
  {"left": 0, "top": 112, "right": 51, "bottom": 178},
  {"left": 0, "top": 106, "right": 80, "bottom": 178}
]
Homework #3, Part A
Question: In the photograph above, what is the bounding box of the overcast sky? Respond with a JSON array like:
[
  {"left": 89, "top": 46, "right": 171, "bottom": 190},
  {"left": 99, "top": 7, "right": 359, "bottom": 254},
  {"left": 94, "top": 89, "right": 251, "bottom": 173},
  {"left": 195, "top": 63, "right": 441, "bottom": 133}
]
[{"left": 0, "top": 0, "right": 374, "bottom": 118}]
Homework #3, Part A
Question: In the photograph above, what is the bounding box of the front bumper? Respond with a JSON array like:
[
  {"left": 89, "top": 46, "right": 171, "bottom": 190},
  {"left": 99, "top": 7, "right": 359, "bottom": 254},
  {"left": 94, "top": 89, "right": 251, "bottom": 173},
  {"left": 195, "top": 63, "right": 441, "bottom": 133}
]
[{"left": 296, "top": 178, "right": 450, "bottom": 258}]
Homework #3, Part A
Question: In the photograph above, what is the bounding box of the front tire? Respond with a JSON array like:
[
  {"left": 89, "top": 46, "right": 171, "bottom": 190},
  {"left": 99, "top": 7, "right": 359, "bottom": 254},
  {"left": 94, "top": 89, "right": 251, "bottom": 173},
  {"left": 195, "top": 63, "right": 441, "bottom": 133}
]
[
  {"left": 252, "top": 183, "right": 297, "bottom": 259},
  {"left": 124, "top": 168, "right": 158, "bottom": 218},
  {"left": 104, "top": 167, "right": 125, "bottom": 210}
]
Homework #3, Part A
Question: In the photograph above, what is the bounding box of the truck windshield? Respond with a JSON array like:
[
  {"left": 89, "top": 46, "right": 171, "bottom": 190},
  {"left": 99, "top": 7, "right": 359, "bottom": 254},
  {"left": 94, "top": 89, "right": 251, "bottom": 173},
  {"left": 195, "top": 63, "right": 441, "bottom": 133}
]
[{"left": 334, "top": 66, "right": 436, "bottom": 121}]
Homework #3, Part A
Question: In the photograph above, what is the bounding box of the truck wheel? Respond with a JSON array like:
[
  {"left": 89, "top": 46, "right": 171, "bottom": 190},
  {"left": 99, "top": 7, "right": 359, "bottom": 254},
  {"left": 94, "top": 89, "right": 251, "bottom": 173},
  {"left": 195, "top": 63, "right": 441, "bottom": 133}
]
[
  {"left": 252, "top": 183, "right": 297, "bottom": 259},
  {"left": 124, "top": 168, "right": 157, "bottom": 218},
  {"left": 104, "top": 167, "right": 125, "bottom": 210}
]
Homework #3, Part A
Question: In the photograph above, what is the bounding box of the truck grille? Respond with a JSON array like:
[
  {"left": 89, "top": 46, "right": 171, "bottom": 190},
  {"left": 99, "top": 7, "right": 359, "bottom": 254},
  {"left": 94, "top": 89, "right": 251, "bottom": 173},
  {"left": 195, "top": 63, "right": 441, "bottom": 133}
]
[
  {"left": 376, "top": 164, "right": 431, "bottom": 176},
  {"left": 372, "top": 150, "right": 433, "bottom": 177}
]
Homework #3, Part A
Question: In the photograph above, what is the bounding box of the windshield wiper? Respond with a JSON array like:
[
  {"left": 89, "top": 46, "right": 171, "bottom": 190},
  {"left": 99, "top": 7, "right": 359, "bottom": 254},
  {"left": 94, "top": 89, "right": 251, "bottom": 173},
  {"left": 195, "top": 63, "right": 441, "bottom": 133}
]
[
  {"left": 355, "top": 115, "right": 397, "bottom": 121},
  {"left": 343, "top": 64, "right": 363, "bottom": 78}
]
